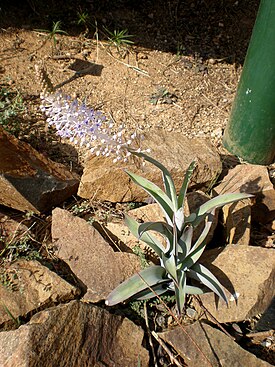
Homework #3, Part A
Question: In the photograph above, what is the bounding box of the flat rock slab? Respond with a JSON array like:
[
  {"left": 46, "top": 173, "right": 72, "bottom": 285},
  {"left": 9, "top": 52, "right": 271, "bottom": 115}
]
[
  {"left": 78, "top": 131, "right": 222, "bottom": 202},
  {"left": 52, "top": 208, "right": 141, "bottom": 302},
  {"left": 0, "top": 259, "right": 79, "bottom": 327},
  {"left": 0, "top": 300, "right": 149, "bottom": 367},
  {"left": 158, "top": 321, "right": 273, "bottom": 367},
  {"left": 194, "top": 245, "right": 275, "bottom": 323},
  {"left": 0, "top": 127, "right": 79, "bottom": 213}
]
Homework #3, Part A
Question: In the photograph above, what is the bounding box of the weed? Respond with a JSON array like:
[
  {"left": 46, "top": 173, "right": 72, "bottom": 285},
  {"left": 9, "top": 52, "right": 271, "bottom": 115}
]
[
  {"left": 104, "top": 27, "right": 134, "bottom": 56},
  {"left": 149, "top": 86, "right": 177, "bottom": 105},
  {"left": 2, "top": 304, "right": 21, "bottom": 327},
  {"left": 132, "top": 245, "right": 150, "bottom": 269},
  {"left": 0, "top": 233, "right": 41, "bottom": 263},
  {"left": 0, "top": 269, "right": 19, "bottom": 291},
  {"left": 77, "top": 11, "right": 90, "bottom": 28},
  {"left": 76, "top": 11, "right": 92, "bottom": 37},
  {"left": 0, "top": 84, "right": 25, "bottom": 135},
  {"left": 35, "top": 21, "right": 68, "bottom": 50}
]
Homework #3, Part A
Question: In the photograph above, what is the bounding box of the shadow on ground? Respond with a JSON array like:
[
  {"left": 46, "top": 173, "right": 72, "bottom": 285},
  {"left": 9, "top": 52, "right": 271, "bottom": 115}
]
[{"left": 0, "top": 0, "right": 260, "bottom": 64}]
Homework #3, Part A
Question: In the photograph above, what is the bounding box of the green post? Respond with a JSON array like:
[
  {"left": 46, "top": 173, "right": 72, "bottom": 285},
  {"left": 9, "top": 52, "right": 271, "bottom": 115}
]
[{"left": 223, "top": 0, "right": 275, "bottom": 165}]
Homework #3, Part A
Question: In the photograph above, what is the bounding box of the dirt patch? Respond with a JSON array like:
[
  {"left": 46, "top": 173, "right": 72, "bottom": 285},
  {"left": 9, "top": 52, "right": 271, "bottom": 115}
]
[{"left": 0, "top": 0, "right": 260, "bottom": 165}]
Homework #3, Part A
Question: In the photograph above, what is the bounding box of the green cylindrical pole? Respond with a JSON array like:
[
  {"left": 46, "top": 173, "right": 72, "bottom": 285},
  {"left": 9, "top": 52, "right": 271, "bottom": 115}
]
[{"left": 223, "top": 0, "right": 275, "bottom": 165}]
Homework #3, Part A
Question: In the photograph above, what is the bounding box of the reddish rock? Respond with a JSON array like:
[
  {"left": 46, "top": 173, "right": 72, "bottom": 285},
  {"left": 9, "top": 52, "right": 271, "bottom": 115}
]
[
  {"left": 194, "top": 245, "right": 275, "bottom": 323},
  {"left": 0, "top": 259, "right": 79, "bottom": 327},
  {"left": 52, "top": 208, "right": 141, "bottom": 302},
  {"left": 222, "top": 198, "right": 251, "bottom": 245},
  {"left": 78, "top": 130, "right": 222, "bottom": 201},
  {"left": 158, "top": 321, "right": 273, "bottom": 367},
  {"left": 0, "top": 127, "right": 79, "bottom": 213},
  {"left": 214, "top": 163, "right": 275, "bottom": 224},
  {"left": 0, "top": 300, "right": 149, "bottom": 367}
]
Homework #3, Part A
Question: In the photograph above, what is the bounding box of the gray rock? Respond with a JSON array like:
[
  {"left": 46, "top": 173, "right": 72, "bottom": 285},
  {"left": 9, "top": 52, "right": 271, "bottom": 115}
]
[
  {"left": 78, "top": 130, "right": 222, "bottom": 201},
  {"left": 52, "top": 208, "right": 141, "bottom": 302},
  {"left": 0, "top": 259, "right": 79, "bottom": 327},
  {"left": 0, "top": 300, "right": 149, "bottom": 367},
  {"left": 193, "top": 245, "right": 275, "bottom": 323},
  {"left": 158, "top": 321, "right": 273, "bottom": 367},
  {"left": 0, "top": 127, "right": 79, "bottom": 213}
]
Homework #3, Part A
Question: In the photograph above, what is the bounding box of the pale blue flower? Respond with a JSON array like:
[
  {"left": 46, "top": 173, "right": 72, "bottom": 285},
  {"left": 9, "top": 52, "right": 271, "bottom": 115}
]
[{"left": 40, "top": 91, "right": 141, "bottom": 162}]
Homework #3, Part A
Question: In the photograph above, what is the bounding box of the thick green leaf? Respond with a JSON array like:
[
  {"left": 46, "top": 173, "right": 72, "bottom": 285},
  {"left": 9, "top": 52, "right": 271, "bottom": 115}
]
[
  {"left": 125, "top": 214, "right": 165, "bottom": 256},
  {"left": 106, "top": 265, "right": 168, "bottom": 306},
  {"left": 161, "top": 253, "right": 177, "bottom": 281},
  {"left": 125, "top": 169, "right": 174, "bottom": 225},
  {"left": 128, "top": 149, "right": 178, "bottom": 211},
  {"left": 138, "top": 221, "right": 173, "bottom": 243},
  {"left": 188, "top": 263, "right": 228, "bottom": 303},
  {"left": 185, "top": 285, "right": 204, "bottom": 295},
  {"left": 134, "top": 283, "right": 171, "bottom": 301},
  {"left": 178, "top": 212, "right": 215, "bottom": 270},
  {"left": 174, "top": 270, "right": 187, "bottom": 314},
  {"left": 178, "top": 225, "right": 193, "bottom": 257},
  {"left": 178, "top": 240, "right": 206, "bottom": 271},
  {"left": 191, "top": 210, "right": 215, "bottom": 252},
  {"left": 174, "top": 207, "right": 185, "bottom": 232},
  {"left": 178, "top": 160, "right": 196, "bottom": 208},
  {"left": 189, "top": 192, "right": 253, "bottom": 227}
]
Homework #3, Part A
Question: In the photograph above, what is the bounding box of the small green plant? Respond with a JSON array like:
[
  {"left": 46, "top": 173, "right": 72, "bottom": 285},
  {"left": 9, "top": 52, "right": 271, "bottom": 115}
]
[
  {"left": 149, "top": 87, "right": 177, "bottom": 106},
  {"left": 104, "top": 27, "right": 134, "bottom": 55},
  {"left": 0, "top": 85, "right": 25, "bottom": 134},
  {"left": 2, "top": 304, "right": 21, "bottom": 327},
  {"left": 76, "top": 11, "right": 92, "bottom": 37},
  {"left": 0, "top": 234, "right": 41, "bottom": 262},
  {"left": 132, "top": 245, "right": 150, "bottom": 269},
  {"left": 106, "top": 151, "right": 252, "bottom": 315},
  {"left": 77, "top": 11, "right": 90, "bottom": 27},
  {"left": 36, "top": 21, "right": 68, "bottom": 49}
]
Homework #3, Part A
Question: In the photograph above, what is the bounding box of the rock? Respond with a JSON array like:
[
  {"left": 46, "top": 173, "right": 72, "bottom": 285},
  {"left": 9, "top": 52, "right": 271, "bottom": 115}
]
[
  {"left": 78, "top": 131, "right": 222, "bottom": 202},
  {"left": 214, "top": 164, "right": 272, "bottom": 195},
  {"left": 0, "top": 127, "right": 79, "bottom": 213},
  {"left": 193, "top": 245, "right": 275, "bottom": 323},
  {"left": 254, "top": 297, "right": 275, "bottom": 332},
  {"left": 0, "top": 259, "right": 79, "bottom": 327},
  {"left": 253, "top": 189, "right": 275, "bottom": 224},
  {"left": 52, "top": 208, "right": 141, "bottom": 302},
  {"left": 0, "top": 213, "right": 29, "bottom": 251},
  {"left": 0, "top": 300, "right": 149, "bottom": 367},
  {"left": 214, "top": 163, "right": 275, "bottom": 224},
  {"left": 158, "top": 321, "right": 273, "bottom": 367},
  {"left": 222, "top": 198, "right": 251, "bottom": 245}
]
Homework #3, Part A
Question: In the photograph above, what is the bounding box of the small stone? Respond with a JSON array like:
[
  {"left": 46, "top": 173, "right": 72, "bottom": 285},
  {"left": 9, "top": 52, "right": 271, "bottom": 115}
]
[{"left": 186, "top": 307, "right": 197, "bottom": 319}]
